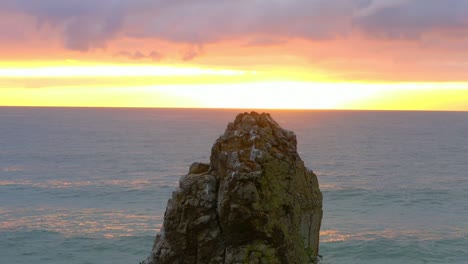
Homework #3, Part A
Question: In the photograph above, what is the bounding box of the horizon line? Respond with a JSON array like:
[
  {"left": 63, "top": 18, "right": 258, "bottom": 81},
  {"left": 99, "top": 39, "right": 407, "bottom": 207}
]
[{"left": 1, "top": 105, "right": 466, "bottom": 113}]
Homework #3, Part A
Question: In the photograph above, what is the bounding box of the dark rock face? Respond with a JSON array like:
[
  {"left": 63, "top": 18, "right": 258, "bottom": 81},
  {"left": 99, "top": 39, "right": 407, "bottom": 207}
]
[{"left": 142, "top": 112, "right": 322, "bottom": 264}]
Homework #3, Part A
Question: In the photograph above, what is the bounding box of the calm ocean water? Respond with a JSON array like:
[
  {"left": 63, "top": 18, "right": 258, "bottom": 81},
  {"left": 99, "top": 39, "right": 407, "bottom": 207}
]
[{"left": 0, "top": 107, "right": 467, "bottom": 264}]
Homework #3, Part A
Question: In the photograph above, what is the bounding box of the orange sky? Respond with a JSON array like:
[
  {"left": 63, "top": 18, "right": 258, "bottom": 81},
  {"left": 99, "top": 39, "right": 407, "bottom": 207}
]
[{"left": 1, "top": 1, "right": 468, "bottom": 110}]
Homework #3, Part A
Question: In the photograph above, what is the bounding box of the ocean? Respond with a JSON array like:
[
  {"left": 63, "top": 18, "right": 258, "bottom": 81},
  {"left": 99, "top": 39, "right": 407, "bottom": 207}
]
[{"left": 0, "top": 107, "right": 467, "bottom": 264}]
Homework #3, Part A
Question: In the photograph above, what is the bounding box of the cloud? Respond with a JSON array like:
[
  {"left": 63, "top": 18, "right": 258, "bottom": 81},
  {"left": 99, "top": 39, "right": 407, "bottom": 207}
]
[
  {"left": 147, "top": 51, "right": 164, "bottom": 61},
  {"left": 128, "top": 0, "right": 358, "bottom": 43},
  {"left": 181, "top": 46, "right": 204, "bottom": 61},
  {"left": 114, "top": 50, "right": 163, "bottom": 61},
  {"left": 354, "top": 0, "right": 468, "bottom": 39},
  {"left": 1, "top": 0, "right": 468, "bottom": 52},
  {"left": 244, "top": 36, "right": 287, "bottom": 47},
  {"left": 1, "top": 0, "right": 129, "bottom": 51}
]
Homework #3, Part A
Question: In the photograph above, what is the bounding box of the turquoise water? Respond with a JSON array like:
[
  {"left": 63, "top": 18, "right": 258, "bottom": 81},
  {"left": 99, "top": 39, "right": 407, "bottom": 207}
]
[{"left": 1, "top": 108, "right": 467, "bottom": 263}]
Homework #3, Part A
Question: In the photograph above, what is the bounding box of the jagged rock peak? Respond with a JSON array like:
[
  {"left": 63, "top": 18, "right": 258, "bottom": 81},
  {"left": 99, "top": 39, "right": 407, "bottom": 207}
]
[
  {"left": 224, "top": 112, "right": 295, "bottom": 149},
  {"left": 213, "top": 111, "right": 298, "bottom": 161},
  {"left": 142, "top": 112, "right": 323, "bottom": 264}
]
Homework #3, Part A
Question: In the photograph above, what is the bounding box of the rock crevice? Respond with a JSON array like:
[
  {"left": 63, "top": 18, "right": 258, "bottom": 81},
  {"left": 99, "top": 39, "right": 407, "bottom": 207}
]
[{"left": 142, "top": 112, "right": 323, "bottom": 264}]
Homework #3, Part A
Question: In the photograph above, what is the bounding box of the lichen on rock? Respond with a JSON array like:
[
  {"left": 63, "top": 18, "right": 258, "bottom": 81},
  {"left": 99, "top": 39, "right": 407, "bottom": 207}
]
[{"left": 142, "top": 112, "right": 323, "bottom": 264}]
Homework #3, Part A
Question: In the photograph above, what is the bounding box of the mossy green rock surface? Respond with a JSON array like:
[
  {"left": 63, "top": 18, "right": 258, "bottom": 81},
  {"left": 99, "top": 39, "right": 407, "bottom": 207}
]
[{"left": 142, "top": 112, "right": 322, "bottom": 264}]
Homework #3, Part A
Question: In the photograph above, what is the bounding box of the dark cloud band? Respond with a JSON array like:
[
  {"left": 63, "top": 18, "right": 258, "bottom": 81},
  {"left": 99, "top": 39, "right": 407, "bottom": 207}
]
[{"left": 1, "top": 0, "right": 468, "bottom": 51}]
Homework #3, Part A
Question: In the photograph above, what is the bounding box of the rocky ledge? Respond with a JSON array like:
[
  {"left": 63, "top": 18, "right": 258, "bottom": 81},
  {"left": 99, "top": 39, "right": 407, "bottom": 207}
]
[{"left": 142, "top": 112, "right": 322, "bottom": 264}]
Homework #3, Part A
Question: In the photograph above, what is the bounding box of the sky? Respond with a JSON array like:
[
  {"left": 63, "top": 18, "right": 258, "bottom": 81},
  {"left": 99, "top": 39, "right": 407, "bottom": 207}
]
[{"left": 1, "top": 0, "right": 468, "bottom": 110}]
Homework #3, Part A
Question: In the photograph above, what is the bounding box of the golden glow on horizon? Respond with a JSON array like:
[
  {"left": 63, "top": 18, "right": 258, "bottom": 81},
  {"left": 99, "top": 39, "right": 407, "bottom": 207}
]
[
  {"left": 0, "top": 61, "right": 467, "bottom": 110},
  {"left": 0, "top": 64, "right": 247, "bottom": 78},
  {"left": 2, "top": 81, "right": 468, "bottom": 110}
]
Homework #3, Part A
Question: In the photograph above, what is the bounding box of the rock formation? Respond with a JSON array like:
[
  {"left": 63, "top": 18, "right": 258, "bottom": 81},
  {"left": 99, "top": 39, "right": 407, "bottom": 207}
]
[{"left": 142, "top": 112, "right": 322, "bottom": 264}]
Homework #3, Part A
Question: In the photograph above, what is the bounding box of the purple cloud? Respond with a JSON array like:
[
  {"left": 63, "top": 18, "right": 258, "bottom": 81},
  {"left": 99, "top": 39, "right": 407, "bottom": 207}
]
[
  {"left": 1, "top": 0, "right": 468, "bottom": 52},
  {"left": 354, "top": 0, "right": 468, "bottom": 39},
  {"left": 244, "top": 36, "right": 287, "bottom": 47},
  {"left": 2, "top": 0, "right": 128, "bottom": 51},
  {"left": 114, "top": 50, "right": 164, "bottom": 61}
]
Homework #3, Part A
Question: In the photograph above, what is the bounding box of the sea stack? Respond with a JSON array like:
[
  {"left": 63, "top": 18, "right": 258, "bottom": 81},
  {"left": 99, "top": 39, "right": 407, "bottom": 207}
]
[{"left": 142, "top": 112, "right": 323, "bottom": 264}]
